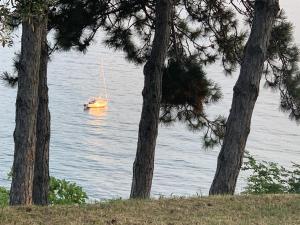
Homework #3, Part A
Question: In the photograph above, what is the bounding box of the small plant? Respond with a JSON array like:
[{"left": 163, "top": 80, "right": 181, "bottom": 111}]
[
  {"left": 0, "top": 187, "right": 9, "bottom": 207},
  {"left": 49, "top": 177, "right": 88, "bottom": 205},
  {"left": 0, "top": 176, "right": 88, "bottom": 206},
  {"left": 242, "top": 153, "right": 300, "bottom": 194}
]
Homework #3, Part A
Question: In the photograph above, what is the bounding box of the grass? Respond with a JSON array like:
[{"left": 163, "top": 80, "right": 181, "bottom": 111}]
[{"left": 0, "top": 195, "right": 299, "bottom": 225}]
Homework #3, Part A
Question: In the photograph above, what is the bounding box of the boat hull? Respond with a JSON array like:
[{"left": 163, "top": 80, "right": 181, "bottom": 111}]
[{"left": 84, "top": 98, "right": 108, "bottom": 109}]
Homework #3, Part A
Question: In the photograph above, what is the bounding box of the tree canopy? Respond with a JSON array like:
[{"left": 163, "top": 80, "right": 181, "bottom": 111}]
[{"left": 2, "top": 0, "right": 300, "bottom": 142}]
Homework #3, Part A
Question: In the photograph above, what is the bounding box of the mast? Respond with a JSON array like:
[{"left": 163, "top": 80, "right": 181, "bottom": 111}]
[{"left": 100, "top": 60, "right": 108, "bottom": 100}]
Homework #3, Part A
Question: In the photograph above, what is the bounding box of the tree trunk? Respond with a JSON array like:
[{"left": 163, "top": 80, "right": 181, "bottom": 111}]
[
  {"left": 130, "top": 0, "right": 173, "bottom": 199},
  {"left": 33, "top": 16, "right": 50, "bottom": 206},
  {"left": 209, "top": 0, "right": 280, "bottom": 195},
  {"left": 10, "top": 17, "right": 43, "bottom": 205}
]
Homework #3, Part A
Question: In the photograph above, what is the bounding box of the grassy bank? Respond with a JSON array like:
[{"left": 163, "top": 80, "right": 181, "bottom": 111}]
[{"left": 0, "top": 195, "right": 299, "bottom": 225}]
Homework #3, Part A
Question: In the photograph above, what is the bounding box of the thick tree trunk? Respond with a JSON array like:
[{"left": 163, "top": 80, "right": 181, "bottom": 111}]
[
  {"left": 10, "top": 17, "right": 43, "bottom": 205},
  {"left": 33, "top": 16, "right": 50, "bottom": 206},
  {"left": 209, "top": 0, "right": 280, "bottom": 195},
  {"left": 130, "top": 0, "right": 172, "bottom": 199}
]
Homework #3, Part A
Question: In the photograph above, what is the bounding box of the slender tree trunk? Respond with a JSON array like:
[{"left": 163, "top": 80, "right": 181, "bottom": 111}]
[
  {"left": 33, "top": 16, "right": 50, "bottom": 206},
  {"left": 10, "top": 17, "right": 43, "bottom": 205},
  {"left": 209, "top": 0, "right": 280, "bottom": 195},
  {"left": 130, "top": 0, "right": 173, "bottom": 199}
]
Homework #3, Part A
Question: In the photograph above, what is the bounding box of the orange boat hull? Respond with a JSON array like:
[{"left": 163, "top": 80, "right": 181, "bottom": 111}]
[{"left": 84, "top": 98, "right": 108, "bottom": 109}]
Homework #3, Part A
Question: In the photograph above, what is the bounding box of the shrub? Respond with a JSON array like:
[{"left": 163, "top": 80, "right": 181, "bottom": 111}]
[
  {"left": 0, "top": 177, "right": 88, "bottom": 206},
  {"left": 0, "top": 187, "right": 9, "bottom": 206},
  {"left": 242, "top": 153, "right": 300, "bottom": 194},
  {"left": 49, "top": 177, "right": 88, "bottom": 205}
]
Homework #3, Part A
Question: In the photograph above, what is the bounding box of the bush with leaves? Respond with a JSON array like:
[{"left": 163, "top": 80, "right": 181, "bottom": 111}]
[
  {"left": 49, "top": 177, "right": 88, "bottom": 205},
  {"left": 0, "top": 187, "right": 9, "bottom": 206},
  {"left": 0, "top": 176, "right": 88, "bottom": 206},
  {"left": 242, "top": 153, "right": 300, "bottom": 194}
]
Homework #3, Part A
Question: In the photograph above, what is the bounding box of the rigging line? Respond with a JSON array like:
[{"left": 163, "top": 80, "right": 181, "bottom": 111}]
[{"left": 100, "top": 59, "right": 108, "bottom": 100}]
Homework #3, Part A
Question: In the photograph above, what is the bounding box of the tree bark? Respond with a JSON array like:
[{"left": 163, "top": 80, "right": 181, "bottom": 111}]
[
  {"left": 130, "top": 0, "right": 173, "bottom": 199},
  {"left": 33, "top": 16, "right": 50, "bottom": 206},
  {"left": 10, "top": 17, "right": 43, "bottom": 205},
  {"left": 209, "top": 0, "right": 280, "bottom": 195}
]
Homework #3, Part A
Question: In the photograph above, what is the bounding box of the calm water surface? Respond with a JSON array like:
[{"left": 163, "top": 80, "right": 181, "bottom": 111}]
[{"left": 0, "top": 1, "right": 299, "bottom": 200}]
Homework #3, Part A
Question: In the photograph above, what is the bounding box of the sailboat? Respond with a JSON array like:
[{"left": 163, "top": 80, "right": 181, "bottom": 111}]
[
  {"left": 84, "top": 97, "right": 107, "bottom": 109},
  {"left": 84, "top": 62, "right": 108, "bottom": 110}
]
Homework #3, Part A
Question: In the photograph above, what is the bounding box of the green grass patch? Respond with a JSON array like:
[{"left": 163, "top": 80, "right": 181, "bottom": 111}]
[{"left": 0, "top": 195, "right": 299, "bottom": 225}]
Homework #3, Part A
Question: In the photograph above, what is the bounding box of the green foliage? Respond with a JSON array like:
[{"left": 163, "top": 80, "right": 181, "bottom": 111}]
[
  {"left": 0, "top": 72, "right": 18, "bottom": 88},
  {"left": 0, "top": 176, "right": 88, "bottom": 206},
  {"left": 49, "top": 177, "right": 88, "bottom": 205},
  {"left": 234, "top": 6, "right": 300, "bottom": 121},
  {"left": 243, "top": 153, "right": 300, "bottom": 194},
  {"left": 16, "top": 0, "right": 49, "bottom": 18},
  {"left": 0, "top": 1, "right": 13, "bottom": 47},
  {"left": 40, "top": 0, "right": 300, "bottom": 145},
  {"left": 160, "top": 58, "right": 225, "bottom": 148},
  {"left": 0, "top": 187, "right": 9, "bottom": 207},
  {"left": 49, "top": 0, "right": 110, "bottom": 52},
  {"left": 161, "top": 58, "right": 220, "bottom": 112},
  {"left": 184, "top": 0, "right": 247, "bottom": 75},
  {"left": 264, "top": 12, "right": 300, "bottom": 120}
]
